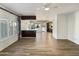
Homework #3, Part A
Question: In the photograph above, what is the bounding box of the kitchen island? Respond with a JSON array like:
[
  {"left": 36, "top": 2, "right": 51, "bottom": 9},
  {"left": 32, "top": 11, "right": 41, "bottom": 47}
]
[{"left": 21, "top": 29, "right": 37, "bottom": 37}]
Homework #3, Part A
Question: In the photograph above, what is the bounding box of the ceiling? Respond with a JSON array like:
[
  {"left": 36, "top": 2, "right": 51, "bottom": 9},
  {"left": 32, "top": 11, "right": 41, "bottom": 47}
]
[
  {"left": 1, "top": 3, "right": 79, "bottom": 16},
  {"left": 0, "top": 3, "right": 45, "bottom": 15}
]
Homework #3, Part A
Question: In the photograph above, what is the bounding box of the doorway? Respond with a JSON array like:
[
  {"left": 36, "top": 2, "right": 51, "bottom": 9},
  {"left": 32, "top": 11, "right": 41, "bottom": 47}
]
[{"left": 47, "top": 22, "right": 53, "bottom": 33}]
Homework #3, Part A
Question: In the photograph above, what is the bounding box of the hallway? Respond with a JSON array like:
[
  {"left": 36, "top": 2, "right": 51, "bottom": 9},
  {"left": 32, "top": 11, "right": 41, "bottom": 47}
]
[{"left": 0, "top": 32, "right": 79, "bottom": 56}]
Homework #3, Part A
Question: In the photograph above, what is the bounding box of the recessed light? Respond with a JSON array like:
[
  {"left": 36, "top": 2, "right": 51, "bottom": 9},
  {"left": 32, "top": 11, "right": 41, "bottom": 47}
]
[{"left": 44, "top": 8, "right": 50, "bottom": 11}]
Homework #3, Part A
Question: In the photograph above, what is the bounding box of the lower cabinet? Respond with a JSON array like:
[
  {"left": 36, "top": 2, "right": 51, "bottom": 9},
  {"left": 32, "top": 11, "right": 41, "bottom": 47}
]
[{"left": 21, "top": 30, "right": 36, "bottom": 37}]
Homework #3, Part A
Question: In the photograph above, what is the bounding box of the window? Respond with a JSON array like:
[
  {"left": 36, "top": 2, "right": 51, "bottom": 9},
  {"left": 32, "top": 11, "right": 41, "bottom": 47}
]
[
  {"left": 9, "top": 20, "right": 18, "bottom": 36},
  {"left": 9, "top": 21, "right": 13, "bottom": 36},
  {"left": 13, "top": 21, "right": 18, "bottom": 35},
  {"left": 0, "top": 19, "right": 18, "bottom": 40},
  {"left": 0, "top": 20, "right": 8, "bottom": 39}
]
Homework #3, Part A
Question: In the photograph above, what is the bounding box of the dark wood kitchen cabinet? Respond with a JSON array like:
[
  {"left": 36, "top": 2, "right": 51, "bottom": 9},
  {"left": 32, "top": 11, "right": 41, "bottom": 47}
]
[
  {"left": 21, "top": 16, "right": 36, "bottom": 20},
  {"left": 21, "top": 30, "right": 36, "bottom": 37}
]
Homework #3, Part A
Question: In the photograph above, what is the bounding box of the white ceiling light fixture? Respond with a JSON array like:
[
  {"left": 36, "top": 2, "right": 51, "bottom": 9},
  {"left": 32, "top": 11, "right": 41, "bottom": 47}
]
[
  {"left": 44, "top": 7, "right": 50, "bottom": 11},
  {"left": 36, "top": 4, "right": 51, "bottom": 11},
  {"left": 43, "top": 3, "right": 51, "bottom": 11}
]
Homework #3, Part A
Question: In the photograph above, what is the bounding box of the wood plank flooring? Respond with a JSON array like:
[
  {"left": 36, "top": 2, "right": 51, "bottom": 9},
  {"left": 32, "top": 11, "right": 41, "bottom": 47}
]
[{"left": 0, "top": 32, "right": 79, "bottom": 56}]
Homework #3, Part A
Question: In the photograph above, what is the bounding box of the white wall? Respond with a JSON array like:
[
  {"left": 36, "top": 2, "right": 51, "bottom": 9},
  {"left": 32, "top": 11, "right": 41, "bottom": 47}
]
[
  {"left": 67, "top": 11, "right": 79, "bottom": 44},
  {"left": 67, "top": 13, "right": 75, "bottom": 41},
  {"left": 0, "top": 6, "right": 18, "bottom": 51},
  {"left": 57, "top": 14, "right": 68, "bottom": 39},
  {"left": 53, "top": 15, "right": 58, "bottom": 39},
  {"left": 56, "top": 12, "right": 75, "bottom": 40},
  {"left": 56, "top": 11, "right": 79, "bottom": 45},
  {"left": 57, "top": 12, "right": 75, "bottom": 40},
  {"left": 73, "top": 11, "right": 79, "bottom": 44},
  {"left": 63, "top": 12, "right": 79, "bottom": 44}
]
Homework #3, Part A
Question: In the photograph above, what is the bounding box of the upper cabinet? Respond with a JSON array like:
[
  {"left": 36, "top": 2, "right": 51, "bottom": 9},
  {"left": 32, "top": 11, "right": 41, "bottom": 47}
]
[{"left": 21, "top": 16, "right": 36, "bottom": 20}]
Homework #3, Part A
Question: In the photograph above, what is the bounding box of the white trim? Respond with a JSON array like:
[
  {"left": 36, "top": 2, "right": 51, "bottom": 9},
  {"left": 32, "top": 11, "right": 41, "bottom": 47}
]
[{"left": 68, "top": 38, "right": 79, "bottom": 45}]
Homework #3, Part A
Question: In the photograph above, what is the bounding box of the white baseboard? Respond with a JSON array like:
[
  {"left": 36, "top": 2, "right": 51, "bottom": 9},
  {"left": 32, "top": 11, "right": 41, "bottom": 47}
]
[{"left": 68, "top": 39, "right": 79, "bottom": 45}]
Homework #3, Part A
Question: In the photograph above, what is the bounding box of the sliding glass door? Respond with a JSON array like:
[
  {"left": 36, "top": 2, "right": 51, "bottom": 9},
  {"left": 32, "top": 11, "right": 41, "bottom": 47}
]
[{"left": 0, "top": 19, "right": 18, "bottom": 40}]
